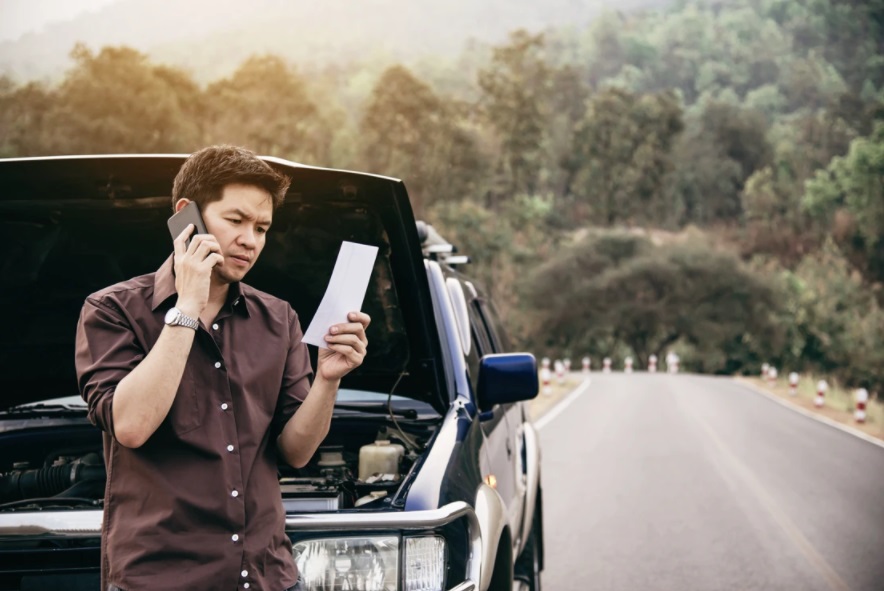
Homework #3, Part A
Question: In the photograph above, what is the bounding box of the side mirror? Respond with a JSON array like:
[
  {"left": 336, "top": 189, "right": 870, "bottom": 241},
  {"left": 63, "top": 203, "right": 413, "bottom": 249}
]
[{"left": 477, "top": 353, "right": 539, "bottom": 409}]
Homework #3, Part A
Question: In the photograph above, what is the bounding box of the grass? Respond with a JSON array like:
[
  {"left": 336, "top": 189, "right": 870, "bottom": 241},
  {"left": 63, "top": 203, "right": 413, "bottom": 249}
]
[{"left": 744, "top": 373, "right": 884, "bottom": 439}]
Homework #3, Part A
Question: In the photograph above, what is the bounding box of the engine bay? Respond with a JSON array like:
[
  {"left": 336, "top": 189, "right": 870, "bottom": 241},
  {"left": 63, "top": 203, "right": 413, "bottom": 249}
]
[{"left": 0, "top": 414, "right": 437, "bottom": 513}]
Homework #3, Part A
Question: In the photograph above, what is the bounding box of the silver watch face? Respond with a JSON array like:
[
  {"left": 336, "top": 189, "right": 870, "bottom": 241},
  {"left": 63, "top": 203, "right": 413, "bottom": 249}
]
[{"left": 164, "top": 307, "right": 180, "bottom": 325}]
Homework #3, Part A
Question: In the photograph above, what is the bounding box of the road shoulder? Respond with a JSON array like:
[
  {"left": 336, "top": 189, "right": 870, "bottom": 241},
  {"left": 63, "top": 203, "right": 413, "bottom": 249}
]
[{"left": 735, "top": 377, "right": 884, "bottom": 449}]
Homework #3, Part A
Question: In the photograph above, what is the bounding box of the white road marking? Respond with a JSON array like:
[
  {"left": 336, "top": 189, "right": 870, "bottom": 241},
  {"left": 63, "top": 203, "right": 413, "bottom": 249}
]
[
  {"left": 685, "top": 396, "right": 853, "bottom": 591},
  {"left": 736, "top": 379, "right": 884, "bottom": 451},
  {"left": 534, "top": 378, "right": 591, "bottom": 431}
]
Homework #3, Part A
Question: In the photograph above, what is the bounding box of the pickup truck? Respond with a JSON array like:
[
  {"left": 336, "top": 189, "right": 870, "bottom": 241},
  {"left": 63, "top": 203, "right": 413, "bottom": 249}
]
[{"left": 0, "top": 155, "right": 543, "bottom": 591}]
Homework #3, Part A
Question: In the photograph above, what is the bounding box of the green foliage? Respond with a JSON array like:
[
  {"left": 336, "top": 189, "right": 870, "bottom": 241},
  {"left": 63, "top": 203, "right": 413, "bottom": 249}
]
[
  {"left": 777, "top": 243, "right": 884, "bottom": 390},
  {"left": 570, "top": 87, "right": 683, "bottom": 225},
  {"left": 525, "top": 230, "right": 782, "bottom": 371},
  {"left": 203, "top": 55, "right": 332, "bottom": 165},
  {"left": 478, "top": 30, "right": 551, "bottom": 200},
  {"left": 46, "top": 44, "right": 203, "bottom": 154},
  {"left": 668, "top": 100, "right": 773, "bottom": 223},
  {"left": 804, "top": 122, "right": 884, "bottom": 284},
  {"left": 358, "top": 65, "right": 486, "bottom": 216}
]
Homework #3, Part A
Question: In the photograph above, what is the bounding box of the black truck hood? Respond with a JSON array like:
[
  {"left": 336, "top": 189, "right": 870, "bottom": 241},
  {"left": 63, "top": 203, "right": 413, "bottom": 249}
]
[{"left": 0, "top": 155, "right": 447, "bottom": 412}]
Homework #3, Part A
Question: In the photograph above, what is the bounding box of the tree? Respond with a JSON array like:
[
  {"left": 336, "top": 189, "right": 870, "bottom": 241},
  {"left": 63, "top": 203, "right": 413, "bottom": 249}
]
[
  {"left": 525, "top": 231, "right": 781, "bottom": 371},
  {"left": 47, "top": 44, "right": 203, "bottom": 154},
  {"left": 478, "top": 30, "right": 551, "bottom": 201},
  {"left": 204, "top": 55, "right": 331, "bottom": 164},
  {"left": 669, "top": 100, "right": 773, "bottom": 223},
  {"left": 804, "top": 121, "right": 884, "bottom": 285},
  {"left": 570, "top": 87, "right": 683, "bottom": 225},
  {"left": 358, "top": 65, "right": 486, "bottom": 215}
]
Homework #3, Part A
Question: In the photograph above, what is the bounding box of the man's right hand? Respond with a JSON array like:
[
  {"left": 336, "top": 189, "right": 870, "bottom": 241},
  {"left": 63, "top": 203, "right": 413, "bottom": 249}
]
[{"left": 173, "top": 224, "right": 223, "bottom": 317}]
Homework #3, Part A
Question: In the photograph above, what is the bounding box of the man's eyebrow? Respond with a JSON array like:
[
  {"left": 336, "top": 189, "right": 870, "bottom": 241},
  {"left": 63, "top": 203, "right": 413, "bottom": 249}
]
[{"left": 226, "top": 208, "right": 272, "bottom": 226}]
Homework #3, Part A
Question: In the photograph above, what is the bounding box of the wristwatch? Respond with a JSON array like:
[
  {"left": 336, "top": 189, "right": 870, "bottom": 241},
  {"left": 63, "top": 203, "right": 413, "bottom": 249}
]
[{"left": 164, "top": 307, "right": 199, "bottom": 330}]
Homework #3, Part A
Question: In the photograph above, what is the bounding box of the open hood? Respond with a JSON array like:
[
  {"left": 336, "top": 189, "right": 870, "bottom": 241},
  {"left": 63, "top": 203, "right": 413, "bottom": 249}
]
[{"left": 0, "top": 155, "right": 448, "bottom": 412}]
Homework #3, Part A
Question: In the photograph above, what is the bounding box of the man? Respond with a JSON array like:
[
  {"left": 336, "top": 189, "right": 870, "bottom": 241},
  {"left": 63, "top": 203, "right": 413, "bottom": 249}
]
[{"left": 75, "top": 145, "right": 370, "bottom": 591}]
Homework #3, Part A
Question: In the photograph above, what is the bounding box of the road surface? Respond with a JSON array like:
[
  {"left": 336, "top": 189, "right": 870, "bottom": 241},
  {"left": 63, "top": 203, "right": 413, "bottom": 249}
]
[{"left": 536, "top": 373, "right": 884, "bottom": 591}]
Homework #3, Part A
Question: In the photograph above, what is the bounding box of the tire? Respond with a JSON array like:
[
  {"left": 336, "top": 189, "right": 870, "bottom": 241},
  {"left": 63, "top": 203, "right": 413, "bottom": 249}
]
[{"left": 514, "top": 508, "right": 542, "bottom": 591}]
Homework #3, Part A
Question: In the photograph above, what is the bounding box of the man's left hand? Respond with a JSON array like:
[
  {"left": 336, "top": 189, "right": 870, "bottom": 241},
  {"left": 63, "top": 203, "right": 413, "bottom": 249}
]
[{"left": 317, "top": 311, "right": 370, "bottom": 382}]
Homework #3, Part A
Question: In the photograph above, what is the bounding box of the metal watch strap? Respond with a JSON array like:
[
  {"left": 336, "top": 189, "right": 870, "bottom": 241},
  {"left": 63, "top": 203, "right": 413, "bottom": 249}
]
[{"left": 174, "top": 313, "right": 199, "bottom": 330}]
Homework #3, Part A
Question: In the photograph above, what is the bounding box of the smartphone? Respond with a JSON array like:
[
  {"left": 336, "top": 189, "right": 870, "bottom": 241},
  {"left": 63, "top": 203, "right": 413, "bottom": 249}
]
[{"left": 167, "top": 201, "right": 209, "bottom": 248}]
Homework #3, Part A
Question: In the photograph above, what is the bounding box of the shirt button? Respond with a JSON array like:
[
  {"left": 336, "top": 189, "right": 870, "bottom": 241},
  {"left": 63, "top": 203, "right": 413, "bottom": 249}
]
[
  {"left": 227, "top": 444, "right": 234, "bottom": 452},
  {"left": 241, "top": 570, "right": 249, "bottom": 578},
  {"left": 231, "top": 534, "right": 239, "bottom": 542},
  {"left": 231, "top": 490, "right": 239, "bottom": 498},
  {"left": 214, "top": 361, "right": 222, "bottom": 369},
  {"left": 243, "top": 584, "right": 250, "bottom": 589},
  {"left": 221, "top": 403, "right": 229, "bottom": 410},
  {"left": 212, "top": 323, "right": 219, "bottom": 330}
]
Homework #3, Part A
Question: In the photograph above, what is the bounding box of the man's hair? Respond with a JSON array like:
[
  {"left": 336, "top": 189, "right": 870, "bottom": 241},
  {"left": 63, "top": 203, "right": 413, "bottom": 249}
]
[{"left": 171, "top": 145, "right": 291, "bottom": 211}]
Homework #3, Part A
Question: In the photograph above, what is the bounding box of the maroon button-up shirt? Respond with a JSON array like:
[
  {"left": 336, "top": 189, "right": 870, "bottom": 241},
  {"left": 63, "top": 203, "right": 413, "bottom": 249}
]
[{"left": 75, "top": 256, "right": 312, "bottom": 591}]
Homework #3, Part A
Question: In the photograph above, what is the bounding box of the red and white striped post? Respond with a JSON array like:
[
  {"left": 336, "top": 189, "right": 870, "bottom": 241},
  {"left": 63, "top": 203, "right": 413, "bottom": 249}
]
[
  {"left": 541, "top": 357, "right": 550, "bottom": 369},
  {"left": 815, "top": 380, "right": 827, "bottom": 408},
  {"left": 603, "top": 357, "right": 612, "bottom": 374},
  {"left": 788, "top": 372, "right": 799, "bottom": 396},
  {"left": 855, "top": 388, "right": 868, "bottom": 423},
  {"left": 767, "top": 366, "right": 778, "bottom": 385},
  {"left": 563, "top": 358, "right": 571, "bottom": 373},
  {"left": 648, "top": 355, "right": 658, "bottom": 373},
  {"left": 540, "top": 366, "right": 552, "bottom": 396},
  {"left": 554, "top": 360, "right": 565, "bottom": 384},
  {"left": 624, "top": 356, "right": 634, "bottom": 373},
  {"left": 761, "top": 363, "right": 769, "bottom": 379},
  {"left": 582, "top": 356, "right": 591, "bottom": 374}
]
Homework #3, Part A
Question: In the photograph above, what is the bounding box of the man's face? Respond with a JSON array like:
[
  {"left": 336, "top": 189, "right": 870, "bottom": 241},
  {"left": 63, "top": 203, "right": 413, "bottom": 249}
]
[{"left": 199, "top": 183, "right": 274, "bottom": 284}]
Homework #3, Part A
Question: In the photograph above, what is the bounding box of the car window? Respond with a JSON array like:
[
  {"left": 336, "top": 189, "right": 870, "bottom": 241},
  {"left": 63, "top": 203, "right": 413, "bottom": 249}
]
[{"left": 475, "top": 299, "right": 511, "bottom": 353}]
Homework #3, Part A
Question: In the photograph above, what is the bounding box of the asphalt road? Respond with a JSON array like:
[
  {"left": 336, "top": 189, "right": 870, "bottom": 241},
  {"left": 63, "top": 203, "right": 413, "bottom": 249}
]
[{"left": 536, "top": 373, "right": 884, "bottom": 591}]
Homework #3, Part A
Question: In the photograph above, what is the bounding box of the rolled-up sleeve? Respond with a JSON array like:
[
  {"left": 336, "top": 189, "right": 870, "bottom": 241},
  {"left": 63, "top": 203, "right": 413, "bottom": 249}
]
[
  {"left": 271, "top": 306, "right": 313, "bottom": 439},
  {"left": 75, "top": 296, "right": 145, "bottom": 437}
]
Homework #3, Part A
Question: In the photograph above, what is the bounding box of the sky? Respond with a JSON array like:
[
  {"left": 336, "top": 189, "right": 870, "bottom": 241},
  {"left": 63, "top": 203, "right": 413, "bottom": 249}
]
[{"left": 0, "top": 0, "right": 118, "bottom": 42}]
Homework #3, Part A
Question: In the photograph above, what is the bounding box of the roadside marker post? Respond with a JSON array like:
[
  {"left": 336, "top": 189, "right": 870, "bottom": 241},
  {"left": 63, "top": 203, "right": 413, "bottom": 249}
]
[
  {"left": 582, "top": 357, "right": 590, "bottom": 374},
  {"left": 788, "top": 372, "right": 799, "bottom": 396},
  {"left": 815, "top": 380, "right": 828, "bottom": 408},
  {"left": 648, "top": 355, "right": 657, "bottom": 373},
  {"left": 603, "top": 357, "right": 612, "bottom": 373},
  {"left": 541, "top": 357, "right": 550, "bottom": 369},
  {"left": 554, "top": 360, "right": 565, "bottom": 384},
  {"left": 855, "top": 388, "right": 868, "bottom": 423},
  {"left": 761, "top": 363, "right": 769, "bottom": 379},
  {"left": 624, "top": 356, "right": 634, "bottom": 373},
  {"left": 563, "top": 358, "right": 571, "bottom": 373},
  {"left": 767, "top": 366, "right": 778, "bottom": 384},
  {"left": 540, "top": 367, "right": 551, "bottom": 396}
]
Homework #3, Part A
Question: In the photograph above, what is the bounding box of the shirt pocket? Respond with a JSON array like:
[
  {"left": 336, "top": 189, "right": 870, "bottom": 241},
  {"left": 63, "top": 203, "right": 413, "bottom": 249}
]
[{"left": 168, "top": 377, "right": 203, "bottom": 435}]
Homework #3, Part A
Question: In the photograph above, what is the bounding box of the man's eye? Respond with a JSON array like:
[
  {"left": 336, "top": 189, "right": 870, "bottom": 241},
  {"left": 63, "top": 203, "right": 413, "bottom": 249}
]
[
  {"left": 257, "top": 227, "right": 268, "bottom": 234},
  {"left": 228, "top": 219, "right": 241, "bottom": 224}
]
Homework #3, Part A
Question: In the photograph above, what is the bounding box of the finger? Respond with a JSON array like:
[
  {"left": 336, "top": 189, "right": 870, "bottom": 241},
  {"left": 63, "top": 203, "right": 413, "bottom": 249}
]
[
  {"left": 348, "top": 311, "right": 371, "bottom": 329},
  {"left": 186, "top": 233, "right": 220, "bottom": 256},
  {"left": 324, "top": 333, "right": 366, "bottom": 355},
  {"left": 325, "top": 343, "right": 366, "bottom": 364},
  {"left": 191, "top": 237, "right": 222, "bottom": 260},
  {"left": 174, "top": 224, "right": 195, "bottom": 257},
  {"left": 202, "top": 253, "right": 224, "bottom": 269}
]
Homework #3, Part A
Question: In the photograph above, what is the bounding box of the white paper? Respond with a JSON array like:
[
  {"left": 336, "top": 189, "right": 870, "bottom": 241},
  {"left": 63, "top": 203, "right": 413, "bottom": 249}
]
[{"left": 303, "top": 241, "right": 379, "bottom": 348}]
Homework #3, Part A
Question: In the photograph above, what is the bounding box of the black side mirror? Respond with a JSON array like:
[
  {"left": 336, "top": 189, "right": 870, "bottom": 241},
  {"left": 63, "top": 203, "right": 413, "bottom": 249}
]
[{"left": 477, "top": 353, "right": 539, "bottom": 410}]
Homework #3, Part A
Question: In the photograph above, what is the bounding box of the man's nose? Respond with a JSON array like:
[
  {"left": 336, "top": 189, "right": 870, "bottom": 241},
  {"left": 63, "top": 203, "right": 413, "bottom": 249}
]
[{"left": 237, "top": 226, "right": 258, "bottom": 248}]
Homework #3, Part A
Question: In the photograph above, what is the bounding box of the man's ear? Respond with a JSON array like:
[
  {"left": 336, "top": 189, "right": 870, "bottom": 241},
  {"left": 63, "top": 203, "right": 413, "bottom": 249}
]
[{"left": 173, "top": 198, "right": 191, "bottom": 213}]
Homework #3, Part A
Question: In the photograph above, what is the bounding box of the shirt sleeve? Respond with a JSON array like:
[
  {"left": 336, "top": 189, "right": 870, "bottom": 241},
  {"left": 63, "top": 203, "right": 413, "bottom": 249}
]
[
  {"left": 271, "top": 306, "right": 314, "bottom": 440},
  {"left": 75, "top": 296, "right": 146, "bottom": 437}
]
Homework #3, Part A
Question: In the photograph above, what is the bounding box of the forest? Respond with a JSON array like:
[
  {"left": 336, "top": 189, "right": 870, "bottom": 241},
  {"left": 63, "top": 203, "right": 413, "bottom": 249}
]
[{"left": 1, "top": 0, "right": 883, "bottom": 393}]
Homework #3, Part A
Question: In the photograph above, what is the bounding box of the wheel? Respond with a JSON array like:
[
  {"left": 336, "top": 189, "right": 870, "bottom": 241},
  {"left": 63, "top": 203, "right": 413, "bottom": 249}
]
[{"left": 514, "top": 507, "right": 542, "bottom": 591}]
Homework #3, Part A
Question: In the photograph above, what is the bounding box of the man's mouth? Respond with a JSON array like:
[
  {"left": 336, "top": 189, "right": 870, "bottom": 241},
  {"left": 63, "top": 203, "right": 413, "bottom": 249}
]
[{"left": 230, "top": 254, "right": 251, "bottom": 267}]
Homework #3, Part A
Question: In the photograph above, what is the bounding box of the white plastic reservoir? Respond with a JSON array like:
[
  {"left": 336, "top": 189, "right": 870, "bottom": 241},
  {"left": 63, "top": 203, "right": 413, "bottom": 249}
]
[{"left": 358, "top": 440, "right": 405, "bottom": 481}]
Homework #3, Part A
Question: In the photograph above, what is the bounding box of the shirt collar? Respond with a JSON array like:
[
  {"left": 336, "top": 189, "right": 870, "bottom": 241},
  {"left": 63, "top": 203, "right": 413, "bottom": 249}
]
[{"left": 151, "top": 254, "right": 251, "bottom": 318}]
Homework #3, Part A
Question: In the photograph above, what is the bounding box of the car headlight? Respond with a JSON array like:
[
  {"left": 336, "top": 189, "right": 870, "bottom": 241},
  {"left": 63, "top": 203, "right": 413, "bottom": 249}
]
[
  {"left": 404, "top": 536, "right": 447, "bottom": 591},
  {"left": 294, "top": 536, "right": 397, "bottom": 591},
  {"left": 292, "top": 535, "right": 447, "bottom": 591}
]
